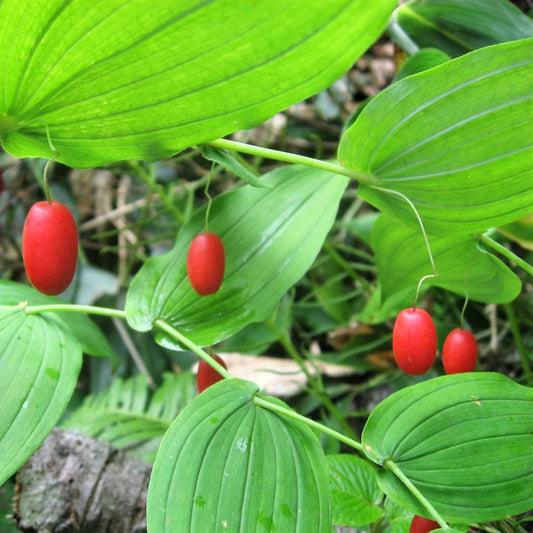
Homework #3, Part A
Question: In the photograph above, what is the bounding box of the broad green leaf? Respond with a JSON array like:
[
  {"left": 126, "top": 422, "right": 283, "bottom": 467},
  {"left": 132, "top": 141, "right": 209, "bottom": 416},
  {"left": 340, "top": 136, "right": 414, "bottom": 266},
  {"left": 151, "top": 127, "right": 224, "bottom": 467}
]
[
  {"left": 371, "top": 215, "right": 521, "bottom": 304},
  {"left": 498, "top": 213, "right": 533, "bottom": 251},
  {"left": 0, "top": 307, "right": 82, "bottom": 485},
  {"left": 394, "top": 0, "right": 533, "bottom": 57},
  {"left": 362, "top": 373, "right": 533, "bottom": 523},
  {"left": 126, "top": 166, "right": 348, "bottom": 347},
  {"left": 63, "top": 372, "right": 196, "bottom": 462},
  {"left": 201, "top": 146, "right": 272, "bottom": 189},
  {"left": 327, "top": 454, "right": 383, "bottom": 527},
  {"left": 0, "top": 280, "right": 113, "bottom": 358},
  {"left": 393, "top": 48, "right": 451, "bottom": 82},
  {"left": 338, "top": 39, "right": 533, "bottom": 235},
  {"left": 0, "top": 0, "right": 396, "bottom": 168},
  {"left": 147, "top": 378, "right": 331, "bottom": 532}
]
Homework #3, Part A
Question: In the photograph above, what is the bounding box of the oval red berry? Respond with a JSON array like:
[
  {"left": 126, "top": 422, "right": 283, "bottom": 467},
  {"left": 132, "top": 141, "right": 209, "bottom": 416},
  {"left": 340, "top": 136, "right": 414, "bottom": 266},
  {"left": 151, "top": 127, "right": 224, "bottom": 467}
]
[
  {"left": 197, "top": 354, "right": 227, "bottom": 393},
  {"left": 187, "top": 233, "right": 225, "bottom": 295},
  {"left": 22, "top": 201, "right": 78, "bottom": 295},
  {"left": 409, "top": 515, "right": 440, "bottom": 533},
  {"left": 392, "top": 307, "right": 437, "bottom": 375},
  {"left": 442, "top": 328, "right": 478, "bottom": 374}
]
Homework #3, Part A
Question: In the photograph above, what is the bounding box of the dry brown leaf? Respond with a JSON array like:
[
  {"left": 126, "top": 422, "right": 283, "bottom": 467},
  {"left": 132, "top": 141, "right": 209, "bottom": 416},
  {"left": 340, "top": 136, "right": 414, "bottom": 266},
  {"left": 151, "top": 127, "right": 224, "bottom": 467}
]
[{"left": 194, "top": 353, "right": 355, "bottom": 398}]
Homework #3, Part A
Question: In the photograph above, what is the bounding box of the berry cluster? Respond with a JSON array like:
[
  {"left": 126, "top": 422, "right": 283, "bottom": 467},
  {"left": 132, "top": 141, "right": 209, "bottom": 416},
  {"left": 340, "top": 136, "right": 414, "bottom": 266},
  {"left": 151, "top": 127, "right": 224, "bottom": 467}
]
[
  {"left": 186, "top": 232, "right": 227, "bottom": 392},
  {"left": 393, "top": 306, "right": 478, "bottom": 376}
]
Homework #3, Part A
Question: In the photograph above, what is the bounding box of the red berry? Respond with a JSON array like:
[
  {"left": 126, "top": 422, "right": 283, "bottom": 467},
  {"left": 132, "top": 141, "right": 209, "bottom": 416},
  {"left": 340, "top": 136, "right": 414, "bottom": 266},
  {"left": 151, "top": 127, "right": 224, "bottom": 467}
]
[
  {"left": 187, "top": 233, "right": 225, "bottom": 295},
  {"left": 22, "top": 201, "right": 78, "bottom": 295},
  {"left": 409, "top": 515, "right": 440, "bottom": 533},
  {"left": 442, "top": 328, "right": 478, "bottom": 374},
  {"left": 392, "top": 307, "right": 437, "bottom": 375},
  {"left": 197, "top": 354, "right": 227, "bottom": 393}
]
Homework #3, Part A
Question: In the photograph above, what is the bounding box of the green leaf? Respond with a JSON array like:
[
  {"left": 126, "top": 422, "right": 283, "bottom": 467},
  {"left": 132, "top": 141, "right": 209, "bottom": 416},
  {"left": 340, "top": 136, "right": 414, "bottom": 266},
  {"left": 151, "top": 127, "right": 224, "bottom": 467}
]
[
  {"left": 0, "top": 0, "right": 396, "bottom": 168},
  {"left": 338, "top": 39, "right": 533, "bottom": 235},
  {"left": 327, "top": 454, "right": 383, "bottom": 527},
  {"left": 147, "top": 378, "right": 331, "bottom": 532},
  {"left": 126, "top": 165, "right": 348, "bottom": 347},
  {"left": 0, "top": 307, "right": 82, "bottom": 485},
  {"left": 393, "top": 48, "right": 451, "bottom": 82},
  {"left": 395, "top": 0, "right": 533, "bottom": 57},
  {"left": 201, "top": 146, "right": 273, "bottom": 189},
  {"left": 0, "top": 280, "right": 113, "bottom": 358},
  {"left": 62, "top": 372, "right": 196, "bottom": 462},
  {"left": 362, "top": 373, "right": 533, "bottom": 523},
  {"left": 371, "top": 215, "right": 521, "bottom": 304},
  {"left": 498, "top": 213, "right": 533, "bottom": 251},
  {"left": 383, "top": 497, "right": 411, "bottom": 533}
]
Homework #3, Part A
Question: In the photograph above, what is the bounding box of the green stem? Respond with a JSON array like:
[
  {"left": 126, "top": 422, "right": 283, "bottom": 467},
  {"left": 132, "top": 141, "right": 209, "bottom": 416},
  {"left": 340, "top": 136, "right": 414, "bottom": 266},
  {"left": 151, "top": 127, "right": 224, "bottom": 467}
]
[
  {"left": 503, "top": 302, "right": 532, "bottom": 380},
  {"left": 266, "top": 318, "right": 315, "bottom": 384},
  {"left": 207, "top": 138, "right": 378, "bottom": 185},
  {"left": 154, "top": 319, "right": 231, "bottom": 379},
  {"left": 42, "top": 157, "right": 56, "bottom": 204},
  {"left": 459, "top": 295, "right": 469, "bottom": 329},
  {"left": 387, "top": 18, "right": 420, "bottom": 56},
  {"left": 18, "top": 304, "right": 233, "bottom": 380},
  {"left": 266, "top": 318, "right": 358, "bottom": 440},
  {"left": 384, "top": 459, "right": 448, "bottom": 528},
  {"left": 204, "top": 163, "right": 214, "bottom": 232},
  {"left": 373, "top": 185, "right": 437, "bottom": 278},
  {"left": 41, "top": 123, "right": 60, "bottom": 203},
  {"left": 128, "top": 160, "right": 186, "bottom": 223},
  {"left": 253, "top": 396, "right": 364, "bottom": 454},
  {"left": 480, "top": 233, "right": 533, "bottom": 277},
  {"left": 23, "top": 303, "right": 127, "bottom": 319},
  {"left": 323, "top": 240, "right": 373, "bottom": 292},
  {"left": 413, "top": 273, "right": 437, "bottom": 308}
]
